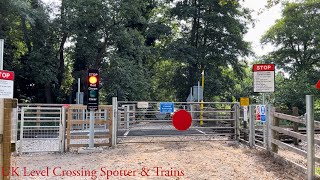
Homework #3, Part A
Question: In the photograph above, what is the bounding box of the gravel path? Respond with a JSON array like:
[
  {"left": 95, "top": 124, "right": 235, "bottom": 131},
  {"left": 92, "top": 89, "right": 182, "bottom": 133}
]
[{"left": 11, "top": 140, "right": 303, "bottom": 180}]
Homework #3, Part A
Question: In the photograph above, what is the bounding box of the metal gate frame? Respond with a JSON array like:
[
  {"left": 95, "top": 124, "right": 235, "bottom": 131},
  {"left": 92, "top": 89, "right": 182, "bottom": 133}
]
[
  {"left": 19, "top": 107, "right": 65, "bottom": 154},
  {"left": 113, "top": 98, "right": 241, "bottom": 143},
  {"left": 239, "top": 104, "right": 271, "bottom": 149}
]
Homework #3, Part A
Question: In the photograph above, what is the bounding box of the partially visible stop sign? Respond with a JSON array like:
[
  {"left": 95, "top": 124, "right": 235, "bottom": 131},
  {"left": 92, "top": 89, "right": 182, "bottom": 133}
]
[
  {"left": 316, "top": 80, "right": 320, "bottom": 89},
  {"left": 172, "top": 110, "right": 192, "bottom": 131}
]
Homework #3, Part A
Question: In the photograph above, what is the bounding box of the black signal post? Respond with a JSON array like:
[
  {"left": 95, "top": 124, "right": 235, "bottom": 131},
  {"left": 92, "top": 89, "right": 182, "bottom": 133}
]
[{"left": 87, "top": 69, "right": 99, "bottom": 111}]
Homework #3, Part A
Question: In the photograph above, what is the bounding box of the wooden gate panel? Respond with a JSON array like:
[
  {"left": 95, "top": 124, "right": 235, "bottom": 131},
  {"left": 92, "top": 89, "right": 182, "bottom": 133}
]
[{"left": 66, "top": 105, "right": 112, "bottom": 151}]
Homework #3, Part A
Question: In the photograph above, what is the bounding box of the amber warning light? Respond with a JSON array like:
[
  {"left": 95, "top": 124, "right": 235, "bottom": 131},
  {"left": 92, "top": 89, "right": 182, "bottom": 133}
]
[{"left": 89, "top": 76, "right": 98, "bottom": 84}]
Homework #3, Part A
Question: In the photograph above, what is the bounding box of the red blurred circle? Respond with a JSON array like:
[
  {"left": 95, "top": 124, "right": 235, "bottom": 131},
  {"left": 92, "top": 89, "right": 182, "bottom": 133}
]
[
  {"left": 316, "top": 80, "right": 320, "bottom": 90},
  {"left": 172, "top": 110, "right": 192, "bottom": 131}
]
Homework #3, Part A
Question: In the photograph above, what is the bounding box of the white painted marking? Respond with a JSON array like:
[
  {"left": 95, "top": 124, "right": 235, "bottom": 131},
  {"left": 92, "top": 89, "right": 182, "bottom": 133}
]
[
  {"left": 124, "top": 130, "right": 130, "bottom": 137},
  {"left": 196, "top": 129, "right": 207, "bottom": 135}
]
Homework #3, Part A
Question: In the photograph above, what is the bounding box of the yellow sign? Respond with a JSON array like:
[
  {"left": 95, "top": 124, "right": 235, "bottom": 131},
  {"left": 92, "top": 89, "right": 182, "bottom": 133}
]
[{"left": 240, "top": 97, "right": 249, "bottom": 106}]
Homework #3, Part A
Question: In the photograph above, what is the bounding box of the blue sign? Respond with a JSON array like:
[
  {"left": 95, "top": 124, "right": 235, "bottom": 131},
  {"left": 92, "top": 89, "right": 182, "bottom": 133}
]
[
  {"left": 160, "top": 102, "right": 174, "bottom": 113},
  {"left": 260, "top": 105, "right": 266, "bottom": 122},
  {"left": 260, "top": 105, "right": 266, "bottom": 115}
]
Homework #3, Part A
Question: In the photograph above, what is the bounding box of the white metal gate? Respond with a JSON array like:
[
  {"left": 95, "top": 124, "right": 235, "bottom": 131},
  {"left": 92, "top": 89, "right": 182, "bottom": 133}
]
[
  {"left": 116, "top": 101, "right": 240, "bottom": 143},
  {"left": 19, "top": 107, "right": 65, "bottom": 154}
]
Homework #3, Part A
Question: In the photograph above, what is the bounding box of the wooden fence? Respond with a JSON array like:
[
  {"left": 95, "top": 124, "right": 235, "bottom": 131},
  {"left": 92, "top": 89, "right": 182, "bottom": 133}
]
[
  {"left": 66, "top": 105, "right": 113, "bottom": 151},
  {"left": 270, "top": 108, "right": 320, "bottom": 160}
]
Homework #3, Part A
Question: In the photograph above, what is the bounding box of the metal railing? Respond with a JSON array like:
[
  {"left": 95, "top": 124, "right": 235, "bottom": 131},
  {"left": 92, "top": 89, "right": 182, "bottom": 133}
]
[{"left": 114, "top": 99, "right": 240, "bottom": 143}]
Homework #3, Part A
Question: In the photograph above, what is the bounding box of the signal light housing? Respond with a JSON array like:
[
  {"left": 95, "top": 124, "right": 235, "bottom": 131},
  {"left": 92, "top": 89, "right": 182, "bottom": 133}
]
[{"left": 87, "top": 69, "right": 99, "bottom": 111}]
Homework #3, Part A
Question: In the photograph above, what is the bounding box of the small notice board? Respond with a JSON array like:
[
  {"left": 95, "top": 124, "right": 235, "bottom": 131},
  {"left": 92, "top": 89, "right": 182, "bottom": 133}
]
[
  {"left": 160, "top": 102, "right": 174, "bottom": 113},
  {"left": 240, "top": 97, "right": 249, "bottom": 107}
]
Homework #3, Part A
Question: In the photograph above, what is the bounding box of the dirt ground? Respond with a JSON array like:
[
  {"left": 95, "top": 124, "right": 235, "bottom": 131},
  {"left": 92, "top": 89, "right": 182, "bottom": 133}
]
[{"left": 10, "top": 140, "right": 304, "bottom": 180}]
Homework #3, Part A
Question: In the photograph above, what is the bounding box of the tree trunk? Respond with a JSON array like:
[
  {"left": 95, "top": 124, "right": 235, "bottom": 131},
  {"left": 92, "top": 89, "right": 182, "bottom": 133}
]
[
  {"left": 57, "top": 0, "right": 68, "bottom": 92},
  {"left": 190, "top": 0, "right": 198, "bottom": 47},
  {"left": 94, "top": 36, "right": 108, "bottom": 69},
  {"left": 21, "top": 17, "right": 32, "bottom": 53},
  {"left": 58, "top": 33, "right": 68, "bottom": 89},
  {"left": 44, "top": 83, "right": 53, "bottom": 103}
]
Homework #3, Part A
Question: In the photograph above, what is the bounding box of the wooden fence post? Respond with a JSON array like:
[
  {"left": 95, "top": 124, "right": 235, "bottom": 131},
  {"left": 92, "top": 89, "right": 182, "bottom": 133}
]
[
  {"left": 2, "top": 99, "right": 17, "bottom": 180},
  {"left": 292, "top": 107, "right": 299, "bottom": 145},
  {"left": 271, "top": 107, "right": 280, "bottom": 153}
]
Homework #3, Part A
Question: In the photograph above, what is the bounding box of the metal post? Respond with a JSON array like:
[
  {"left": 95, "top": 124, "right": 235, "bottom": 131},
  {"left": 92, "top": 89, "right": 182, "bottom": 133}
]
[
  {"left": 200, "top": 70, "right": 204, "bottom": 125},
  {"left": 77, "top": 78, "right": 80, "bottom": 104},
  {"left": 125, "top": 106, "right": 129, "bottom": 129},
  {"left": 190, "top": 104, "right": 194, "bottom": 126},
  {"left": 249, "top": 105, "right": 255, "bottom": 147},
  {"left": 197, "top": 81, "right": 200, "bottom": 102},
  {"left": 262, "top": 94, "right": 266, "bottom": 147},
  {"left": 0, "top": 39, "right": 3, "bottom": 172},
  {"left": 243, "top": 106, "right": 248, "bottom": 141},
  {"left": 306, "top": 95, "right": 315, "bottom": 180},
  {"left": 89, "top": 110, "right": 94, "bottom": 148},
  {"left": 236, "top": 104, "right": 240, "bottom": 141},
  {"left": 0, "top": 39, "right": 4, "bottom": 70},
  {"left": 19, "top": 107, "right": 25, "bottom": 154},
  {"left": 266, "top": 104, "right": 272, "bottom": 151},
  {"left": 60, "top": 106, "right": 66, "bottom": 152},
  {"left": 111, "top": 97, "right": 118, "bottom": 146}
]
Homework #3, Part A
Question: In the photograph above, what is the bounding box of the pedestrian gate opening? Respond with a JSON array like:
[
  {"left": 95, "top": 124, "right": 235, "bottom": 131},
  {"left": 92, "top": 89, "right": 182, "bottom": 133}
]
[{"left": 19, "top": 107, "right": 65, "bottom": 154}]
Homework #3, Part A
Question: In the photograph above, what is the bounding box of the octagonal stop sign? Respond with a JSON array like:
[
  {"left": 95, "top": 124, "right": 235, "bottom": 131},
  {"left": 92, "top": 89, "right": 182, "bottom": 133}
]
[{"left": 316, "top": 80, "right": 320, "bottom": 90}]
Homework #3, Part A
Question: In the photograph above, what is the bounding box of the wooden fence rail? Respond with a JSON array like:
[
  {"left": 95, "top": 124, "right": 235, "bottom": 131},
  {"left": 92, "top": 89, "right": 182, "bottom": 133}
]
[
  {"left": 270, "top": 107, "right": 320, "bottom": 165},
  {"left": 66, "top": 105, "right": 113, "bottom": 151}
]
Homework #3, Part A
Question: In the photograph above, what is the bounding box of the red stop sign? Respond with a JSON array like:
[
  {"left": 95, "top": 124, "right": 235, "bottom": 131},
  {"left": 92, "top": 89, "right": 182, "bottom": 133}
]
[
  {"left": 316, "top": 80, "right": 320, "bottom": 90},
  {"left": 172, "top": 110, "right": 192, "bottom": 131}
]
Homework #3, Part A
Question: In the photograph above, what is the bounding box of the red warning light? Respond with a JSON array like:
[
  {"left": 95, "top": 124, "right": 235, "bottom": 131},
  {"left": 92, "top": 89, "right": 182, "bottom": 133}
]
[{"left": 172, "top": 110, "right": 192, "bottom": 131}]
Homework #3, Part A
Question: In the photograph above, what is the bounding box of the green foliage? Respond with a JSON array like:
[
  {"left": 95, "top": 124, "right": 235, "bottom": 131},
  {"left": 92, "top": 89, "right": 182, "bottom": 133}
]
[
  {"left": 1, "top": 0, "right": 253, "bottom": 103},
  {"left": 262, "top": 0, "right": 320, "bottom": 110},
  {"left": 274, "top": 72, "right": 319, "bottom": 110},
  {"left": 261, "top": 0, "right": 320, "bottom": 75},
  {"left": 150, "top": 60, "right": 179, "bottom": 101},
  {"left": 166, "top": 0, "right": 252, "bottom": 101}
]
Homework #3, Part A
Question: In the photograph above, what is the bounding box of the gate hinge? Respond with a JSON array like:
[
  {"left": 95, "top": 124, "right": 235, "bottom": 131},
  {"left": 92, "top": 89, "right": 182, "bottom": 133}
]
[{"left": 0, "top": 134, "right": 3, "bottom": 143}]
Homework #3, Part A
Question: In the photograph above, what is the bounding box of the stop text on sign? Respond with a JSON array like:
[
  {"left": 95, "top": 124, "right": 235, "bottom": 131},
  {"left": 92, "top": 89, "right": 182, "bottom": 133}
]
[
  {"left": 0, "top": 70, "right": 15, "bottom": 98},
  {"left": 253, "top": 64, "right": 275, "bottom": 71},
  {"left": 0, "top": 70, "right": 14, "bottom": 80}
]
